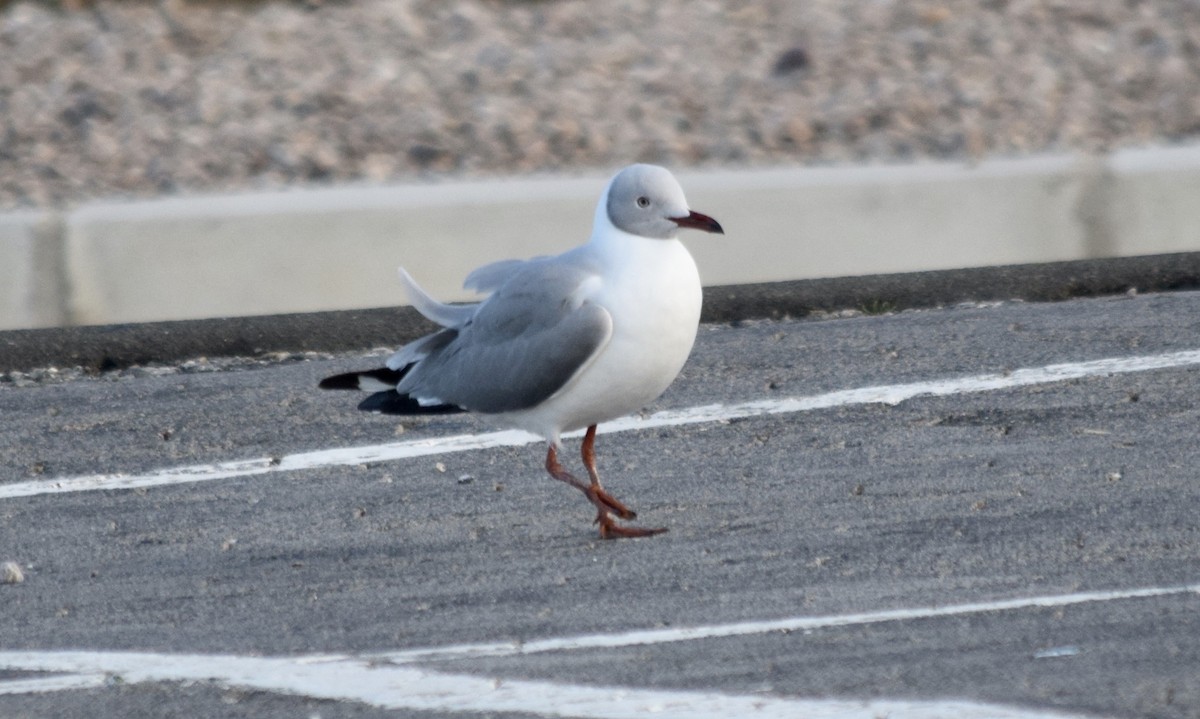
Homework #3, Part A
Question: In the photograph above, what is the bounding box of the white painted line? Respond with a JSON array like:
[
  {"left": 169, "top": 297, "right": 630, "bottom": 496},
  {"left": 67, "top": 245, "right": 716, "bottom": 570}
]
[
  {"left": 0, "top": 650, "right": 1092, "bottom": 718},
  {"left": 373, "top": 582, "right": 1200, "bottom": 664},
  {"left": 0, "top": 428, "right": 538, "bottom": 501},
  {"left": 0, "top": 672, "right": 109, "bottom": 695},
  {"left": 4, "top": 348, "right": 1199, "bottom": 501},
  {"left": 3, "top": 582, "right": 1194, "bottom": 716},
  {"left": 1033, "top": 646, "right": 1082, "bottom": 659}
]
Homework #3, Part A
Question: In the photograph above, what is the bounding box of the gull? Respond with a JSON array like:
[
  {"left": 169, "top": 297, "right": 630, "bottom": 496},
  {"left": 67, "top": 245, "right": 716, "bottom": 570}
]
[{"left": 320, "top": 164, "right": 723, "bottom": 538}]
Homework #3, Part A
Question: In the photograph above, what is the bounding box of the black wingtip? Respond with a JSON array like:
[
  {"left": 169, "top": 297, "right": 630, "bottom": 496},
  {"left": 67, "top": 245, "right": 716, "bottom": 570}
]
[
  {"left": 319, "top": 372, "right": 362, "bottom": 390},
  {"left": 358, "top": 391, "right": 465, "bottom": 415},
  {"left": 319, "top": 366, "right": 410, "bottom": 391},
  {"left": 321, "top": 365, "right": 463, "bottom": 415}
]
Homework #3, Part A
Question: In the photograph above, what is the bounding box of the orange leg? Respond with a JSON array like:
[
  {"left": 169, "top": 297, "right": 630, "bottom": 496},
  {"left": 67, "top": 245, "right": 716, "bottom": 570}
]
[
  {"left": 544, "top": 425, "right": 666, "bottom": 539},
  {"left": 580, "top": 424, "right": 639, "bottom": 519}
]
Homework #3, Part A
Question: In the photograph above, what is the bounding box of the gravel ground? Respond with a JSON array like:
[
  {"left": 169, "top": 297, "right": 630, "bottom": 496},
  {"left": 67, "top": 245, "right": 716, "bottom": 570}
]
[{"left": 2, "top": 0, "right": 1200, "bottom": 209}]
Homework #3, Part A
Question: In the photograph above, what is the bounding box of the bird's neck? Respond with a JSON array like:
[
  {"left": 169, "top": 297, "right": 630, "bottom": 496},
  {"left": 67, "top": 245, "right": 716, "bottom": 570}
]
[{"left": 587, "top": 218, "right": 680, "bottom": 269}]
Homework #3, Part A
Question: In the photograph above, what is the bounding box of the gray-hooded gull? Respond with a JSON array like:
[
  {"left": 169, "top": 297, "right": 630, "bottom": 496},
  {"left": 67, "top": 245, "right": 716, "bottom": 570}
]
[{"left": 320, "top": 164, "right": 724, "bottom": 538}]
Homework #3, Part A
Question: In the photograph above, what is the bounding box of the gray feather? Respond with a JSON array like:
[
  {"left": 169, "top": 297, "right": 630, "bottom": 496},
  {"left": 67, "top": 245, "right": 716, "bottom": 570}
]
[
  {"left": 463, "top": 258, "right": 534, "bottom": 294},
  {"left": 398, "top": 267, "right": 477, "bottom": 328},
  {"left": 396, "top": 260, "right": 612, "bottom": 413}
]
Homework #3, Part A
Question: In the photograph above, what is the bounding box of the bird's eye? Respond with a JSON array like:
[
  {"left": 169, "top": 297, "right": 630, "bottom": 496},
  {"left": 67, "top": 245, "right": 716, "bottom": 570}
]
[{"left": 636, "top": 196, "right": 650, "bottom": 208}]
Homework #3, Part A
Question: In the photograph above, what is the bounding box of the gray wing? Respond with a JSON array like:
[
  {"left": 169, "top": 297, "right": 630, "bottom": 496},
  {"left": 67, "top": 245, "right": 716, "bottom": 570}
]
[
  {"left": 463, "top": 258, "right": 526, "bottom": 294},
  {"left": 396, "top": 259, "right": 612, "bottom": 414}
]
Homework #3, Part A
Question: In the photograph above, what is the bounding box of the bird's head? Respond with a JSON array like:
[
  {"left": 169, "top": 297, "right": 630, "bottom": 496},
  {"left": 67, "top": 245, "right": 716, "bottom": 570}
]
[{"left": 604, "top": 164, "right": 724, "bottom": 239}]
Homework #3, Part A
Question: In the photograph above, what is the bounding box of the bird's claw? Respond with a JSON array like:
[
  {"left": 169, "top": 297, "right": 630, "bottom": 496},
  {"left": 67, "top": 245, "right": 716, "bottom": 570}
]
[
  {"left": 597, "top": 515, "right": 668, "bottom": 539},
  {"left": 586, "top": 487, "right": 637, "bottom": 520}
]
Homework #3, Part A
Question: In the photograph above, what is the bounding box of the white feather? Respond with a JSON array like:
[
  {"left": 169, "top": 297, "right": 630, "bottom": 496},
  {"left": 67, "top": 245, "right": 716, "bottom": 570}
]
[{"left": 398, "top": 267, "right": 477, "bottom": 328}]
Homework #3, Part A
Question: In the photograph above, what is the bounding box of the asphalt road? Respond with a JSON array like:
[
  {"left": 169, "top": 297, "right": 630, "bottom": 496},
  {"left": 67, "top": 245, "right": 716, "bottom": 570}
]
[{"left": 2, "top": 290, "right": 1200, "bottom": 718}]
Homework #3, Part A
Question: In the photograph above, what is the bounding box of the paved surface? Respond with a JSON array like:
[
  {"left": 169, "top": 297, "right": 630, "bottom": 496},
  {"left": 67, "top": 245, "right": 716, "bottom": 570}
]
[{"left": 2, "top": 290, "right": 1200, "bottom": 717}]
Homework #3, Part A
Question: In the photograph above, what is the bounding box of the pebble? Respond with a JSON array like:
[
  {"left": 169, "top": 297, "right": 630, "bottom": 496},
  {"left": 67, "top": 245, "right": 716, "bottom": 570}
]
[
  {"left": 1, "top": 561, "right": 24, "bottom": 584},
  {"left": 1, "top": 0, "right": 1198, "bottom": 209}
]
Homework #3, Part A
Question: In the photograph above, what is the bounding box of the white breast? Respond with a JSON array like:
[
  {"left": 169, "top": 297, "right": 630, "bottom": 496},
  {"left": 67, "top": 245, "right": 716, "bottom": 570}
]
[{"left": 499, "top": 230, "right": 702, "bottom": 443}]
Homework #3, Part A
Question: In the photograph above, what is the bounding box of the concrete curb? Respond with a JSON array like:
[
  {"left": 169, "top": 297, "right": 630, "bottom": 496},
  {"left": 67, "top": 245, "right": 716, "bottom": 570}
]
[
  {"left": 3, "top": 251, "right": 1198, "bottom": 374},
  {"left": 4, "top": 144, "right": 1200, "bottom": 331}
]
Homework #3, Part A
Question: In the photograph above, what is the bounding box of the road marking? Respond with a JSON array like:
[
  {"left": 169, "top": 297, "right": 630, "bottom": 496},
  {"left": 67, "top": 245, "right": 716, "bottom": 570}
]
[
  {"left": 4, "top": 585, "right": 1195, "bottom": 715},
  {"left": 0, "top": 649, "right": 1091, "bottom": 718},
  {"left": 4, "top": 348, "right": 1199, "bottom": 501},
  {"left": 0, "top": 673, "right": 108, "bottom": 695},
  {"left": 373, "top": 582, "right": 1200, "bottom": 664},
  {"left": 4, "top": 581, "right": 1195, "bottom": 717}
]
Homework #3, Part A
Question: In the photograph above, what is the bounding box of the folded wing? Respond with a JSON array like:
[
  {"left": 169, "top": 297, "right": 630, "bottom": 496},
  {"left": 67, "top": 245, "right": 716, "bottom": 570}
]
[
  {"left": 322, "top": 258, "right": 612, "bottom": 416},
  {"left": 396, "top": 259, "right": 612, "bottom": 414}
]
